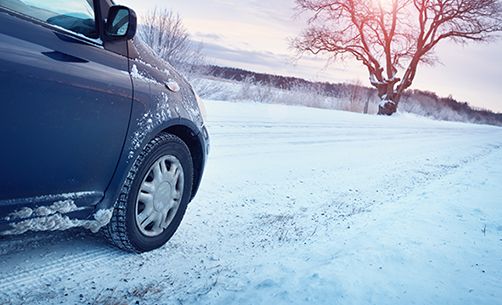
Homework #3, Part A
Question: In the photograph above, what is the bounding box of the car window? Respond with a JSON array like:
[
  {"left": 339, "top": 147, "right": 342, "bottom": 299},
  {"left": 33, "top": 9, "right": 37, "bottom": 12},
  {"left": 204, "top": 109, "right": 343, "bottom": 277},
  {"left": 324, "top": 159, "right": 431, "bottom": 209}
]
[{"left": 0, "top": 0, "right": 98, "bottom": 39}]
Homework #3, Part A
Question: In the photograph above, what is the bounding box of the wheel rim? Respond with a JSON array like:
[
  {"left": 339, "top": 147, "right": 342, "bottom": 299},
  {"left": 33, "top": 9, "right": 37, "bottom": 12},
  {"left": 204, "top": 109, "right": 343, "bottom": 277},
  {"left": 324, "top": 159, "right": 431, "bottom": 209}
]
[{"left": 135, "top": 155, "right": 184, "bottom": 237}]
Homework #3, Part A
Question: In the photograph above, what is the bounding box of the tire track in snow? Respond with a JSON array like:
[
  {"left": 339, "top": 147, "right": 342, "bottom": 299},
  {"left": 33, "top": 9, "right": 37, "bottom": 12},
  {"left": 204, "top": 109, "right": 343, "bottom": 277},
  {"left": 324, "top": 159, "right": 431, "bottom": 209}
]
[
  {"left": 0, "top": 249, "right": 126, "bottom": 292},
  {"left": 0, "top": 237, "right": 128, "bottom": 300},
  {"left": 244, "top": 143, "right": 502, "bottom": 248}
]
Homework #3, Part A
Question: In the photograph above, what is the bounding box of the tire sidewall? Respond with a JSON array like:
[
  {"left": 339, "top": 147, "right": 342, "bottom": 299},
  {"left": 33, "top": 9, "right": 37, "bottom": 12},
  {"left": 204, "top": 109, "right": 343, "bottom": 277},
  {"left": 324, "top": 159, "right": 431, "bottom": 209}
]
[{"left": 126, "top": 136, "right": 193, "bottom": 252}]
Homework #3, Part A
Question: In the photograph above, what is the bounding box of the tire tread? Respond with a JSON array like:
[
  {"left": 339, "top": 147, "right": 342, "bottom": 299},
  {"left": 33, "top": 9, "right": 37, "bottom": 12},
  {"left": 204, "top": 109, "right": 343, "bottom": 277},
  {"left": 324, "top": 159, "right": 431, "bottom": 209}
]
[{"left": 103, "top": 133, "right": 192, "bottom": 253}]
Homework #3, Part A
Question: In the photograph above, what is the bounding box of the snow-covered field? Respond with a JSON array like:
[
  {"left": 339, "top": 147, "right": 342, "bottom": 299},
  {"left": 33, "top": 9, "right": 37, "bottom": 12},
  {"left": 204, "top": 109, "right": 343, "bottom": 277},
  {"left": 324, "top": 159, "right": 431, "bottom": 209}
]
[{"left": 1, "top": 100, "right": 502, "bottom": 305}]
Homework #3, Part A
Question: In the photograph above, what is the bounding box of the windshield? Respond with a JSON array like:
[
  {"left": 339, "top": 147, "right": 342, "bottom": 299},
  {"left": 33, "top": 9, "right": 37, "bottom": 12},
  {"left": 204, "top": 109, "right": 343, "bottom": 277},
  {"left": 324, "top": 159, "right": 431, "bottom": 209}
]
[{"left": 0, "top": 0, "right": 97, "bottom": 38}]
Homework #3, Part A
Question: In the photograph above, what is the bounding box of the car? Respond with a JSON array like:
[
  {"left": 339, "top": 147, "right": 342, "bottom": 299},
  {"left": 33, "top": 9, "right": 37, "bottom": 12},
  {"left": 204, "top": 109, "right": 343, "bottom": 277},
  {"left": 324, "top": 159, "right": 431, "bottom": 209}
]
[{"left": 0, "top": 0, "right": 209, "bottom": 253}]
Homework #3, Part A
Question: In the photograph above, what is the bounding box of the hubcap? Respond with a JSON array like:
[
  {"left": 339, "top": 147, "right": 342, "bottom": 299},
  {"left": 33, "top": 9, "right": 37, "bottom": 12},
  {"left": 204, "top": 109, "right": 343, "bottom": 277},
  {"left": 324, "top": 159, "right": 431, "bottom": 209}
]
[{"left": 135, "top": 155, "right": 184, "bottom": 237}]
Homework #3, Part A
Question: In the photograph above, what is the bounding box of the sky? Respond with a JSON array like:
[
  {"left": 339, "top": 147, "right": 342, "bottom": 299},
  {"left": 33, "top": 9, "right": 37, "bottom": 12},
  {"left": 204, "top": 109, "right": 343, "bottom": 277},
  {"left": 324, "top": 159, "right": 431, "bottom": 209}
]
[{"left": 118, "top": 0, "right": 502, "bottom": 113}]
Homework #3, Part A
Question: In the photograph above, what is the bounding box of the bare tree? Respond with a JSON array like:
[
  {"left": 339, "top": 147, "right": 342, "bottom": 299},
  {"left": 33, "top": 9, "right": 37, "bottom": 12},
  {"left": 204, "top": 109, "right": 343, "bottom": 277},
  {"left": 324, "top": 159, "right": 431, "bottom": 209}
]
[
  {"left": 138, "top": 8, "right": 206, "bottom": 75},
  {"left": 294, "top": 0, "right": 502, "bottom": 115}
]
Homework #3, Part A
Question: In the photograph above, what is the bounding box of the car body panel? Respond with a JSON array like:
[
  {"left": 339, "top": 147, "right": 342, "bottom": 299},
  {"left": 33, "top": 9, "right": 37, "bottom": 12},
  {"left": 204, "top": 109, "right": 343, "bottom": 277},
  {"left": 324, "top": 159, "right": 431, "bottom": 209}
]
[
  {"left": 0, "top": 8, "right": 132, "bottom": 207},
  {"left": 0, "top": 1, "right": 208, "bottom": 234}
]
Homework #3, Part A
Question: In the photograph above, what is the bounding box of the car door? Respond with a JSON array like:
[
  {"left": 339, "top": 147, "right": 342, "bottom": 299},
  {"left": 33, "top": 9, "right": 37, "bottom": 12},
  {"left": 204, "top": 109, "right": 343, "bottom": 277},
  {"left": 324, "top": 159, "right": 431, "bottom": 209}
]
[{"left": 0, "top": 0, "right": 132, "bottom": 206}]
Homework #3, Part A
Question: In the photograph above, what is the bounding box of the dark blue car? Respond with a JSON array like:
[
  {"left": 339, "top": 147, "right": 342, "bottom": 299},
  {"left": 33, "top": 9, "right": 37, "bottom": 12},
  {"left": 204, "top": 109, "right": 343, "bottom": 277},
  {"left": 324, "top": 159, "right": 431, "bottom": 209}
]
[{"left": 0, "top": 0, "right": 209, "bottom": 252}]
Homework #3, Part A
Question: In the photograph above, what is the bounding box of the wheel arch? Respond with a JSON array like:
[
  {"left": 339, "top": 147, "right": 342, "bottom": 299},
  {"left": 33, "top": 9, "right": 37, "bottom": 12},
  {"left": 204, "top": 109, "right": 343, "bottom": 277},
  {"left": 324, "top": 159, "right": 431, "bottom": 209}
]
[
  {"left": 97, "top": 118, "right": 207, "bottom": 215},
  {"left": 161, "top": 122, "right": 206, "bottom": 200}
]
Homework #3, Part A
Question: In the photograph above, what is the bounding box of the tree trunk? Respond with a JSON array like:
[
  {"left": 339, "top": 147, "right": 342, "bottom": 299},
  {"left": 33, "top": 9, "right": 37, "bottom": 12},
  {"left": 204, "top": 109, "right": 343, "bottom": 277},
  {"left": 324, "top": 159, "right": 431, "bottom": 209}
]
[
  {"left": 375, "top": 83, "right": 398, "bottom": 115},
  {"left": 377, "top": 98, "right": 398, "bottom": 115},
  {"left": 364, "top": 94, "right": 370, "bottom": 114}
]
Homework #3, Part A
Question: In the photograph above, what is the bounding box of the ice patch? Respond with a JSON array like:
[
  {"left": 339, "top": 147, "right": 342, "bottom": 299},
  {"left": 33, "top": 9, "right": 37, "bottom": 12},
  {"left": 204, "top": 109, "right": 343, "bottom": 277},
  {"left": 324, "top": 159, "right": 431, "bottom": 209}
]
[
  {"left": 130, "top": 64, "right": 160, "bottom": 85},
  {"left": 133, "top": 58, "right": 155, "bottom": 70},
  {"left": 5, "top": 192, "right": 95, "bottom": 221},
  {"left": 8, "top": 207, "right": 33, "bottom": 220},
  {"left": 34, "top": 200, "right": 78, "bottom": 216},
  {"left": 17, "top": 200, "right": 79, "bottom": 218},
  {"left": 1, "top": 208, "right": 113, "bottom": 235},
  {"left": 86, "top": 209, "right": 114, "bottom": 233}
]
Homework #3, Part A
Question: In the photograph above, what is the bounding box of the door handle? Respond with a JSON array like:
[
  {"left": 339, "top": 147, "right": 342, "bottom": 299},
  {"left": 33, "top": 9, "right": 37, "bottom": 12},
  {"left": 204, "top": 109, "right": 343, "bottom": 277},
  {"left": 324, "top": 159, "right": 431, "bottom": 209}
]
[{"left": 41, "top": 51, "right": 88, "bottom": 63}]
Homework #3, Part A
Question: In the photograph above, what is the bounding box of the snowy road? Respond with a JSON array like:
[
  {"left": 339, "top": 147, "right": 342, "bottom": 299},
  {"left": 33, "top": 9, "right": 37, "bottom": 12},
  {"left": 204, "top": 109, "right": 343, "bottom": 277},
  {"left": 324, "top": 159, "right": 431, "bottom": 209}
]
[{"left": 1, "top": 101, "right": 502, "bottom": 304}]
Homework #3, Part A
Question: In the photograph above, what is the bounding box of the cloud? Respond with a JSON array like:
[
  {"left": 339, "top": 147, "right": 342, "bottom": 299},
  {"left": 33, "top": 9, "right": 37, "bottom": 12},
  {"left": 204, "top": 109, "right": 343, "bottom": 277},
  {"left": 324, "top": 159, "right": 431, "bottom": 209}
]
[
  {"left": 201, "top": 41, "right": 289, "bottom": 68},
  {"left": 193, "top": 32, "right": 224, "bottom": 41}
]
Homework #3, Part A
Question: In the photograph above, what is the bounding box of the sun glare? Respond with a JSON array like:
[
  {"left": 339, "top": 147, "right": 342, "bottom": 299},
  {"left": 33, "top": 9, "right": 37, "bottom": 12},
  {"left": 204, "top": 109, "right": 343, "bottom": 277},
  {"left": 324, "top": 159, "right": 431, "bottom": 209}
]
[{"left": 372, "top": 0, "right": 395, "bottom": 9}]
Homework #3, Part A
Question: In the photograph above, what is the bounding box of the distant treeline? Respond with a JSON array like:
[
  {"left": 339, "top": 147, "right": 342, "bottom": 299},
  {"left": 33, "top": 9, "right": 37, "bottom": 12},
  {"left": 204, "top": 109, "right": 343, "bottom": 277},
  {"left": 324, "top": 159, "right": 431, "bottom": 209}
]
[
  {"left": 203, "top": 65, "right": 345, "bottom": 93},
  {"left": 199, "top": 65, "right": 502, "bottom": 126}
]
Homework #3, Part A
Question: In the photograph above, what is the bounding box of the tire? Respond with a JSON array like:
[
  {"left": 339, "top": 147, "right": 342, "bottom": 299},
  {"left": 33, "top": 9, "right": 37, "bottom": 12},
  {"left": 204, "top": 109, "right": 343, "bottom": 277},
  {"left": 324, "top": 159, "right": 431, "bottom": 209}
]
[{"left": 104, "top": 133, "right": 193, "bottom": 253}]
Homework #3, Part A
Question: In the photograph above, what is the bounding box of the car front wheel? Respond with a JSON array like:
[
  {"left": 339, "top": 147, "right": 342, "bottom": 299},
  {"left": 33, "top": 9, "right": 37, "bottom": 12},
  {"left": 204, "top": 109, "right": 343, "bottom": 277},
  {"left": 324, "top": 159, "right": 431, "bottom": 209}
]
[{"left": 105, "top": 133, "right": 193, "bottom": 253}]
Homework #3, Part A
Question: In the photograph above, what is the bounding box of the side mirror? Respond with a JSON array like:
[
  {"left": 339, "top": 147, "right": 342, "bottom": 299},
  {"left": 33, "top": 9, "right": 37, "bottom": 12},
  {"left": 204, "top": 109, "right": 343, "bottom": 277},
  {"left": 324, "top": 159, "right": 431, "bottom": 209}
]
[{"left": 105, "top": 5, "right": 137, "bottom": 40}]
